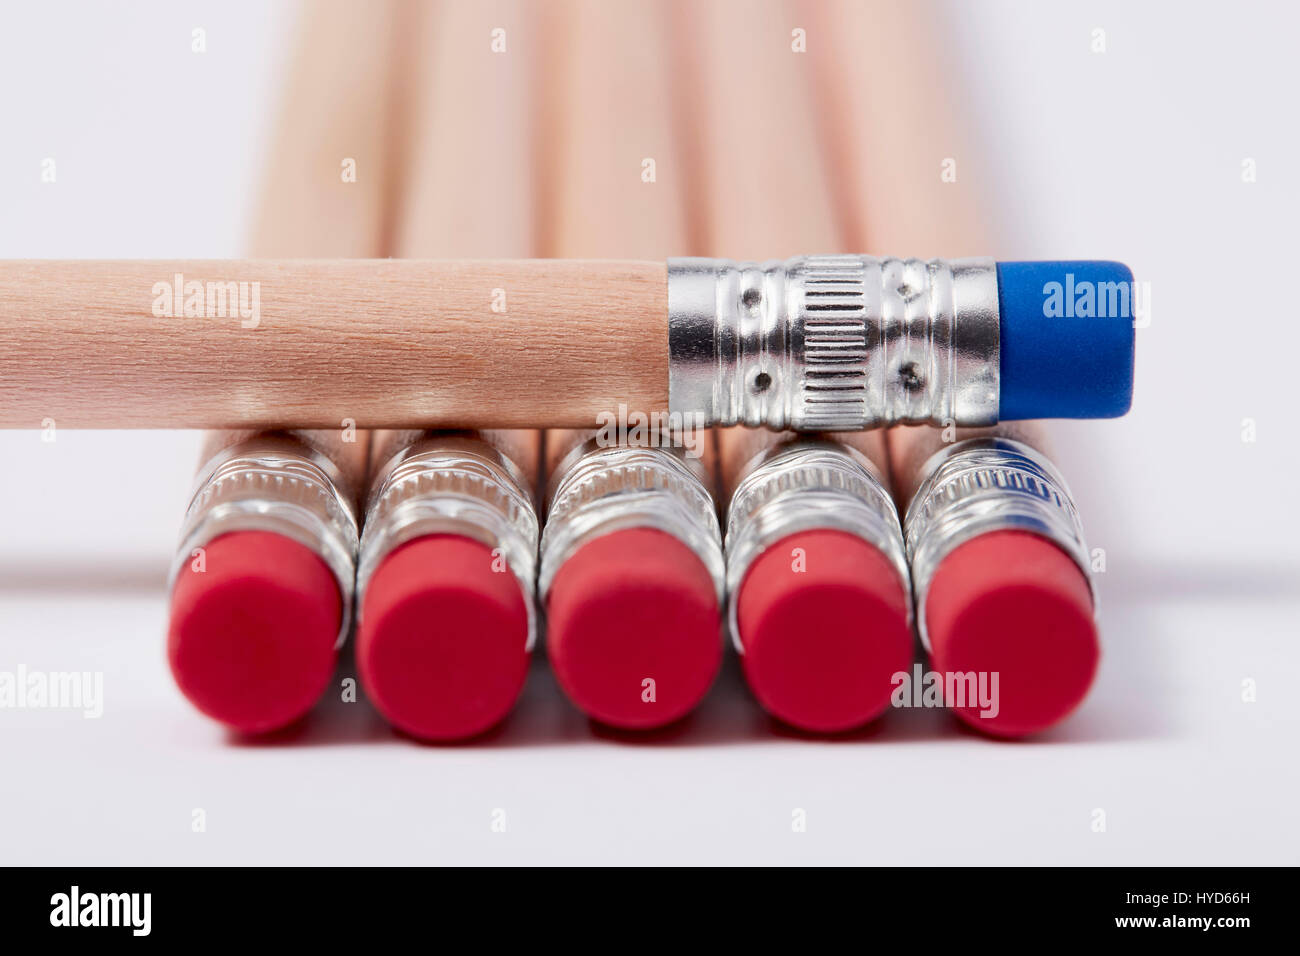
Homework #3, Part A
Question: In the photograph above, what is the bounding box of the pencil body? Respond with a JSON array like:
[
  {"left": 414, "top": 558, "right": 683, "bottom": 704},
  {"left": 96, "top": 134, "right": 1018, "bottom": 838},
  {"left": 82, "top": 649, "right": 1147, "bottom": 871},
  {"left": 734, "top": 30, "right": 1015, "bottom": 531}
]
[
  {"left": 348, "top": 0, "right": 549, "bottom": 741},
  {"left": 1, "top": 252, "right": 1133, "bottom": 430},
  {"left": 533, "top": 0, "right": 726, "bottom": 729},
  {"left": 165, "top": 0, "right": 410, "bottom": 732},
  {"left": 1, "top": 258, "right": 665, "bottom": 429},
  {"left": 687, "top": 0, "right": 913, "bottom": 732},
  {"left": 810, "top": 0, "right": 1102, "bottom": 736}
]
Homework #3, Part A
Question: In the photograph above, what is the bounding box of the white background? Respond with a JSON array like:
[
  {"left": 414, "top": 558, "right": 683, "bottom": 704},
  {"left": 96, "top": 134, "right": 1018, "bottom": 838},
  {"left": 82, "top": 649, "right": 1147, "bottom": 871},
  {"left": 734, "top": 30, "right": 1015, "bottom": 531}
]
[{"left": 0, "top": 0, "right": 1296, "bottom": 864}]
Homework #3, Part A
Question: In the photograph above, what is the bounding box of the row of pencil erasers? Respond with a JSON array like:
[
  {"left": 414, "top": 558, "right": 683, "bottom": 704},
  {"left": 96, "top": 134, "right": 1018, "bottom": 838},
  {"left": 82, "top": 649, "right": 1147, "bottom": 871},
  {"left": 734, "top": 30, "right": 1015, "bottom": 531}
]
[
  {"left": 167, "top": 421, "right": 1099, "bottom": 741},
  {"left": 160, "top": 1, "right": 1122, "bottom": 743}
]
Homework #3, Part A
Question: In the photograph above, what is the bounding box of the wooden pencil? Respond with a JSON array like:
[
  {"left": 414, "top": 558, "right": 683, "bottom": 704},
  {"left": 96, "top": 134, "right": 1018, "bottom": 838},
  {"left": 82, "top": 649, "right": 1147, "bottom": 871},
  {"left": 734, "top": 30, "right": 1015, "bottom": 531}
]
[
  {"left": 680, "top": 0, "right": 912, "bottom": 733},
  {"left": 533, "top": 0, "right": 726, "bottom": 730},
  {"left": 678, "top": 0, "right": 894, "bottom": 494},
  {"left": 810, "top": 0, "right": 1102, "bottom": 736},
  {"left": 0, "top": 257, "right": 665, "bottom": 429},
  {"left": 165, "top": 0, "right": 416, "bottom": 732},
  {"left": 353, "top": 0, "right": 548, "bottom": 741}
]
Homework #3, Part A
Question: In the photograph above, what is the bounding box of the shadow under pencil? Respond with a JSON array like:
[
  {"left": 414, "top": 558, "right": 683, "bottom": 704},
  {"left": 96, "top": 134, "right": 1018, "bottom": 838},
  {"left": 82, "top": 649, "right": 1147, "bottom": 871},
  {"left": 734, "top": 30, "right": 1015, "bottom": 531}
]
[{"left": 215, "top": 642, "right": 1177, "bottom": 750}]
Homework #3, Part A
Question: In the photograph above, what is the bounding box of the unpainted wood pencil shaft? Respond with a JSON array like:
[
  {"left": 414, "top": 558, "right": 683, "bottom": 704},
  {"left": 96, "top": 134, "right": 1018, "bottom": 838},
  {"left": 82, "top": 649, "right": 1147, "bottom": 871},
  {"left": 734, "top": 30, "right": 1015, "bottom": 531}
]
[
  {"left": 803, "top": 0, "right": 1041, "bottom": 503},
  {"left": 382, "top": 0, "right": 549, "bottom": 489},
  {"left": 679, "top": 0, "right": 890, "bottom": 493},
  {"left": 0, "top": 258, "right": 667, "bottom": 429},
  {"left": 540, "top": 0, "right": 706, "bottom": 483}
]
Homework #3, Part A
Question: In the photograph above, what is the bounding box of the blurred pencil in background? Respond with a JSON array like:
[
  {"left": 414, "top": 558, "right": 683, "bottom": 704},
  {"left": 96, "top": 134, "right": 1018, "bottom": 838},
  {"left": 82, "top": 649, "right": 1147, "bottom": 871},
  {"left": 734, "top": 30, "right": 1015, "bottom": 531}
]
[
  {"left": 538, "top": 0, "right": 724, "bottom": 730},
  {"left": 808, "top": 0, "right": 1101, "bottom": 735},
  {"left": 678, "top": 0, "right": 913, "bottom": 733},
  {"left": 167, "top": 0, "right": 414, "bottom": 732},
  {"left": 355, "top": 0, "right": 545, "bottom": 741}
]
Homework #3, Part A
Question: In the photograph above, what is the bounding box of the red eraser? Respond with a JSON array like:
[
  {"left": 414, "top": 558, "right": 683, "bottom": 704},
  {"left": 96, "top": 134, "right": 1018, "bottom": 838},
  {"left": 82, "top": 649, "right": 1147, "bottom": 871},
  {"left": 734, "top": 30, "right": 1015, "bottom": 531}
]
[
  {"left": 925, "top": 530, "right": 1098, "bottom": 738},
  {"left": 168, "top": 530, "right": 342, "bottom": 734},
  {"left": 356, "top": 534, "right": 530, "bottom": 741},
  {"left": 735, "top": 529, "right": 912, "bottom": 733},
  {"left": 546, "top": 528, "right": 721, "bottom": 729}
]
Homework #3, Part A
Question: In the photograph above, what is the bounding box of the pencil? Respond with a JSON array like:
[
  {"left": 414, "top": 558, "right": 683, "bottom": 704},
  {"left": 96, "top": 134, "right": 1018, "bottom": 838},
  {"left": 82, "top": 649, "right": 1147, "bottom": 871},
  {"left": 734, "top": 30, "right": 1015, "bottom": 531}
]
[
  {"left": 354, "top": 0, "right": 546, "bottom": 741},
  {"left": 686, "top": 0, "right": 912, "bottom": 732},
  {"left": 166, "top": 0, "right": 411, "bottom": 732},
  {"left": 812, "top": 0, "right": 1102, "bottom": 735},
  {"left": 0, "top": 248, "right": 1134, "bottom": 430},
  {"left": 537, "top": 0, "right": 724, "bottom": 730}
]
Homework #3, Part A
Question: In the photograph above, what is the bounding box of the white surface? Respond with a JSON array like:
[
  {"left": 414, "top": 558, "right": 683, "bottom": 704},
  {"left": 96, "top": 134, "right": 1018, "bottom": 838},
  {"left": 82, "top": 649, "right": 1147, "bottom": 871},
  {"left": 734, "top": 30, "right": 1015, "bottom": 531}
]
[{"left": 0, "top": 0, "right": 1297, "bottom": 865}]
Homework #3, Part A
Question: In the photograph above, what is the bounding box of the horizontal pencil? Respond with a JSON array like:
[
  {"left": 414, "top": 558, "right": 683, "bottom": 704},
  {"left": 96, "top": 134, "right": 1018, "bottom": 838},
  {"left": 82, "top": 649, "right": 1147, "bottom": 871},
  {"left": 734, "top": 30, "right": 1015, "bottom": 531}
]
[{"left": 0, "top": 256, "right": 1134, "bottom": 429}]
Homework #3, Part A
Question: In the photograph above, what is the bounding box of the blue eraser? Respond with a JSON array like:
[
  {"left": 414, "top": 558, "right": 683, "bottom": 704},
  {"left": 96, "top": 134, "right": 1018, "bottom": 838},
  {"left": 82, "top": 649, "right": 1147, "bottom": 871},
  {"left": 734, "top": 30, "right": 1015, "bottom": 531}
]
[{"left": 996, "top": 260, "right": 1136, "bottom": 419}]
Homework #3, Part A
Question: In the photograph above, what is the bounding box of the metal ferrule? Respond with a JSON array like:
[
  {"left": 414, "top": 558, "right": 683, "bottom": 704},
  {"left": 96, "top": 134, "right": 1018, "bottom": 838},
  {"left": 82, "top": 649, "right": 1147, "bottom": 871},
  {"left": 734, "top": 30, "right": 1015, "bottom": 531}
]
[
  {"left": 357, "top": 434, "right": 539, "bottom": 650},
  {"left": 904, "top": 437, "right": 1096, "bottom": 652},
  {"left": 538, "top": 440, "right": 725, "bottom": 609},
  {"left": 172, "top": 435, "right": 360, "bottom": 649},
  {"left": 667, "top": 254, "right": 1000, "bottom": 431},
  {"left": 723, "top": 440, "right": 911, "bottom": 652}
]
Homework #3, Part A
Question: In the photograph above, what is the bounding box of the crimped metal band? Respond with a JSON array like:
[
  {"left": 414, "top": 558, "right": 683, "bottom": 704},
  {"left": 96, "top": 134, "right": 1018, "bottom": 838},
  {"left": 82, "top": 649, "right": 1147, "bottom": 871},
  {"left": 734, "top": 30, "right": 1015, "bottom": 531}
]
[
  {"left": 904, "top": 437, "right": 1095, "bottom": 652},
  {"left": 667, "top": 255, "right": 999, "bottom": 431},
  {"left": 172, "top": 435, "right": 360, "bottom": 649},
  {"left": 539, "top": 441, "right": 725, "bottom": 608},
  {"left": 723, "top": 440, "right": 911, "bottom": 653},
  {"left": 357, "top": 435, "right": 539, "bottom": 650}
]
